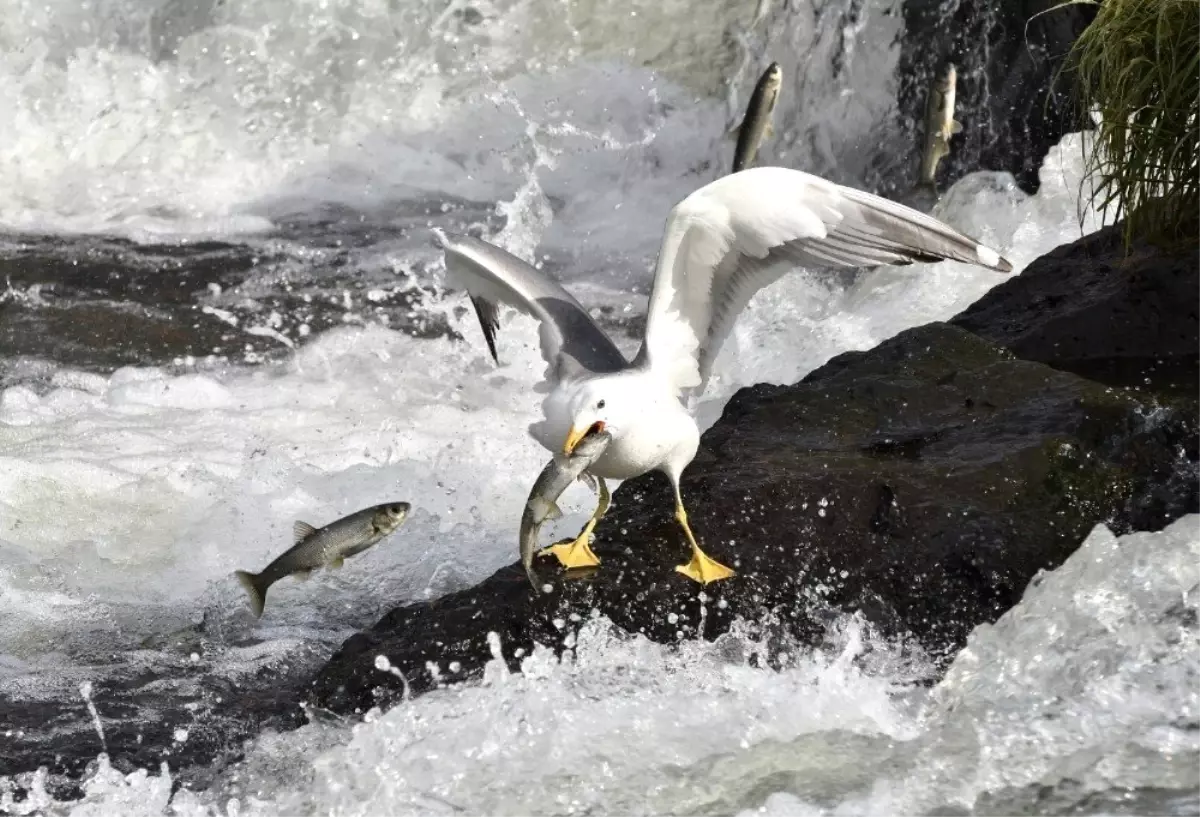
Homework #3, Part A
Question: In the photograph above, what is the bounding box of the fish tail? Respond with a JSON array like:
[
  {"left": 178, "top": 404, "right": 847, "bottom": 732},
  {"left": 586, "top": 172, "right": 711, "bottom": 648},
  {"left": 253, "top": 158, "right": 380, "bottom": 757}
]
[
  {"left": 234, "top": 570, "right": 268, "bottom": 619},
  {"left": 916, "top": 153, "right": 941, "bottom": 188},
  {"left": 525, "top": 562, "right": 540, "bottom": 591},
  {"left": 903, "top": 181, "right": 941, "bottom": 214}
]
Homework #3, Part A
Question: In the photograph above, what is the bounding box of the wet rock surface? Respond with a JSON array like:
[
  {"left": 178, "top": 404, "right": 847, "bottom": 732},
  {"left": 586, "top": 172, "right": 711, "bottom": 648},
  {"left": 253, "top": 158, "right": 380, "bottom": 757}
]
[
  {"left": 951, "top": 221, "right": 1200, "bottom": 398},
  {"left": 0, "top": 199, "right": 494, "bottom": 382},
  {"left": 310, "top": 322, "right": 1199, "bottom": 715},
  {"left": 0, "top": 206, "right": 655, "bottom": 390},
  {"left": 0, "top": 235, "right": 274, "bottom": 373},
  {"left": 0, "top": 639, "right": 314, "bottom": 803}
]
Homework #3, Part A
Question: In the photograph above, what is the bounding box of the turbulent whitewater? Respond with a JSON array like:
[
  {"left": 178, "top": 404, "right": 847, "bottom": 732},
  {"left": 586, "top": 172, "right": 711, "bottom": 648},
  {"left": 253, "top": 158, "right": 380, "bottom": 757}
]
[{"left": 1, "top": 0, "right": 1193, "bottom": 814}]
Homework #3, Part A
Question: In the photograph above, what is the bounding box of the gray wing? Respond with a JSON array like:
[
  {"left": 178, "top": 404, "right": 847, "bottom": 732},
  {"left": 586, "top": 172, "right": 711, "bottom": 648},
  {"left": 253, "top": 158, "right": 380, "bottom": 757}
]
[
  {"left": 433, "top": 230, "right": 629, "bottom": 381},
  {"left": 636, "top": 166, "right": 1013, "bottom": 396}
]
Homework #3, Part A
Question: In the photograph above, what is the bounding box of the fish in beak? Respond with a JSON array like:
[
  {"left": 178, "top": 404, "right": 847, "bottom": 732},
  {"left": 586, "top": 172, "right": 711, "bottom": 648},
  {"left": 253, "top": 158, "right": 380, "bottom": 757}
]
[{"left": 563, "top": 421, "right": 606, "bottom": 455}]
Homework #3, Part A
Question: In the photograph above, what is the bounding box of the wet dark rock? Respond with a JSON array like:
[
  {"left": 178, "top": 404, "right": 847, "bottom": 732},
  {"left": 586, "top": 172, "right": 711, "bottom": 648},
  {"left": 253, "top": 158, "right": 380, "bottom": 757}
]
[
  {"left": 0, "top": 227, "right": 453, "bottom": 379},
  {"left": 310, "top": 322, "right": 1198, "bottom": 715},
  {"left": 0, "top": 643, "right": 314, "bottom": 802},
  {"left": 951, "top": 222, "right": 1200, "bottom": 398},
  {"left": 0, "top": 195, "right": 642, "bottom": 386},
  {"left": 895, "top": 0, "right": 1097, "bottom": 195},
  {"left": 0, "top": 235, "right": 264, "bottom": 371}
]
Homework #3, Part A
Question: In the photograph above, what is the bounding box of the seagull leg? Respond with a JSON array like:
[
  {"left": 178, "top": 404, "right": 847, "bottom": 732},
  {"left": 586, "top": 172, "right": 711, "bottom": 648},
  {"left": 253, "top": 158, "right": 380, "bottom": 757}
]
[
  {"left": 672, "top": 487, "right": 735, "bottom": 584},
  {"left": 540, "top": 477, "right": 609, "bottom": 569}
]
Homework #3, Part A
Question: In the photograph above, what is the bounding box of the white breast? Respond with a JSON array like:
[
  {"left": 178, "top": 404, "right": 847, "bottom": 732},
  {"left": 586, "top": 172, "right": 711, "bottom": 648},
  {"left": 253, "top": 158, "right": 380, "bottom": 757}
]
[{"left": 605, "top": 400, "right": 698, "bottom": 478}]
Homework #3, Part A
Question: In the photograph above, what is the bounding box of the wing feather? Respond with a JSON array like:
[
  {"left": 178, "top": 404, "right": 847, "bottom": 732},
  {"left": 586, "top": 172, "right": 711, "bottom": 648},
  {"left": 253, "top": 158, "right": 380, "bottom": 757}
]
[
  {"left": 434, "top": 230, "right": 628, "bottom": 381},
  {"left": 636, "top": 167, "right": 1012, "bottom": 395}
]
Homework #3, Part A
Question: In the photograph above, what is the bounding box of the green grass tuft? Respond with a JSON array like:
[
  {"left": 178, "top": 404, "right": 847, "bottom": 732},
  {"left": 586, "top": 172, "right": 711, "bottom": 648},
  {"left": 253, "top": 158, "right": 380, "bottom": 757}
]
[{"left": 1061, "top": 0, "right": 1199, "bottom": 249}]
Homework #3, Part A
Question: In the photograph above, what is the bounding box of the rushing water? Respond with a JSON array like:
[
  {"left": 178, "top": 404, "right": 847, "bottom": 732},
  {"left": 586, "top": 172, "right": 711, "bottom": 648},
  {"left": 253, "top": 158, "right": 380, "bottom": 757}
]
[{"left": 2, "top": 0, "right": 1193, "bottom": 814}]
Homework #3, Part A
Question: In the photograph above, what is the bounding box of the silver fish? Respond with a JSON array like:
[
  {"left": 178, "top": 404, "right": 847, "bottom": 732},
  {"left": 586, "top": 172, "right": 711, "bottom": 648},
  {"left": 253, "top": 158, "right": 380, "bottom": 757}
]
[
  {"left": 917, "top": 61, "right": 962, "bottom": 193},
  {"left": 519, "top": 430, "right": 612, "bottom": 588},
  {"left": 731, "top": 61, "right": 783, "bottom": 173},
  {"left": 234, "top": 502, "right": 411, "bottom": 618}
]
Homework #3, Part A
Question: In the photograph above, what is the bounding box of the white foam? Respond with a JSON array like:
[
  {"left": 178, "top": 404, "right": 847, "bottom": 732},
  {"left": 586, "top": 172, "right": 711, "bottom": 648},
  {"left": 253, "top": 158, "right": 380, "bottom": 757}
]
[
  {"left": 0, "top": 0, "right": 727, "bottom": 242},
  {"left": 0, "top": 321, "right": 558, "bottom": 653}
]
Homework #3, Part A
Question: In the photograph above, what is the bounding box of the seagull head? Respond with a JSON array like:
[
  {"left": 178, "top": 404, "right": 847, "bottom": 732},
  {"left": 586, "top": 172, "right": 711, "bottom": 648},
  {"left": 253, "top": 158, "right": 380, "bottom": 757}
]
[{"left": 562, "top": 376, "right": 639, "bottom": 455}]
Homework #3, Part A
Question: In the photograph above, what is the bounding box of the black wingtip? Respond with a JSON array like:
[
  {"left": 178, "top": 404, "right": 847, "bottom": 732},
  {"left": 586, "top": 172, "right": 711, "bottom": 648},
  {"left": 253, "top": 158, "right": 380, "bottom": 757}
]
[{"left": 468, "top": 294, "right": 501, "bottom": 365}]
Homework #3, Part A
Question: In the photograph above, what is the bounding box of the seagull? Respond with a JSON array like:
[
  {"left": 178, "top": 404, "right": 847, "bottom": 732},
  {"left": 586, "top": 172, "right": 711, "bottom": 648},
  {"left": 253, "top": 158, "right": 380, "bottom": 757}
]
[{"left": 434, "top": 166, "right": 1012, "bottom": 584}]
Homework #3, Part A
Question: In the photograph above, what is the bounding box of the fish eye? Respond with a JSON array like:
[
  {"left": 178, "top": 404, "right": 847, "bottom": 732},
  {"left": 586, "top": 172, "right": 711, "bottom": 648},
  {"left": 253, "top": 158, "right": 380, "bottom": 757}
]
[
  {"left": 390, "top": 504, "right": 405, "bottom": 514},
  {"left": 597, "top": 399, "right": 605, "bottom": 409}
]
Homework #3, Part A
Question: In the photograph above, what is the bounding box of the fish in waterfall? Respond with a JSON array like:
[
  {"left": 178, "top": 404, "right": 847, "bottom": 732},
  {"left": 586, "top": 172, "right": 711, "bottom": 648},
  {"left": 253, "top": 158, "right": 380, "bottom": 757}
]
[
  {"left": 916, "top": 61, "right": 962, "bottom": 195},
  {"left": 731, "top": 62, "right": 783, "bottom": 172}
]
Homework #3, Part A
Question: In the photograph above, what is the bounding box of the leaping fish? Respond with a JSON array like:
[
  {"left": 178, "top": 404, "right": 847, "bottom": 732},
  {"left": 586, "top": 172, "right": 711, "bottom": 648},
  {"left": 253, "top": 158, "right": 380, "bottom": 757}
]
[
  {"left": 234, "top": 502, "right": 411, "bottom": 618},
  {"left": 731, "top": 62, "right": 783, "bottom": 173},
  {"left": 917, "top": 61, "right": 962, "bottom": 194}
]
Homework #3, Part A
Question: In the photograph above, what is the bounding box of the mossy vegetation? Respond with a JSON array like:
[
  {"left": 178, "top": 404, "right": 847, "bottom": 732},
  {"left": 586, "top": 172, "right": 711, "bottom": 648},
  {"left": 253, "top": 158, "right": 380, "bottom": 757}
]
[{"left": 1061, "top": 0, "right": 1199, "bottom": 250}]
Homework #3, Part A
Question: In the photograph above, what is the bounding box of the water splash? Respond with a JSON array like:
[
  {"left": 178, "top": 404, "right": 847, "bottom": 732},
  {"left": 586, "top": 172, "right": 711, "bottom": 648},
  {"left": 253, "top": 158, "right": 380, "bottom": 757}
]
[
  {"left": 78, "top": 681, "right": 108, "bottom": 752},
  {"left": 373, "top": 654, "right": 412, "bottom": 701},
  {"left": 16, "top": 509, "right": 1193, "bottom": 817}
]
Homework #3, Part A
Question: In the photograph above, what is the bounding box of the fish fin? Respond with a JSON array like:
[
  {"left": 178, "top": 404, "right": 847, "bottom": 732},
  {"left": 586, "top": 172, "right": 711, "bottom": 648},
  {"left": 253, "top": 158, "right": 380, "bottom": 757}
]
[
  {"left": 329, "top": 557, "right": 345, "bottom": 570},
  {"left": 294, "top": 568, "right": 314, "bottom": 582},
  {"left": 725, "top": 121, "right": 742, "bottom": 140},
  {"left": 579, "top": 472, "right": 598, "bottom": 491},
  {"left": 950, "top": 119, "right": 963, "bottom": 135},
  {"left": 527, "top": 496, "right": 563, "bottom": 522},
  {"left": 293, "top": 521, "right": 319, "bottom": 544},
  {"left": 764, "top": 122, "right": 775, "bottom": 139},
  {"left": 233, "top": 570, "right": 267, "bottom": 619}
]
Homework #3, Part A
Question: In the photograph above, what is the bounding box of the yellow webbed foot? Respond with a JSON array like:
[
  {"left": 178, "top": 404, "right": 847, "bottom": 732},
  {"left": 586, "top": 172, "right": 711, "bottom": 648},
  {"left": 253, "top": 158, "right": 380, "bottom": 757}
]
[
  {"left": 675, "top": 546, "right": 735, "bottom": 585},
  {"left": 671, "top": 500, "right": 734, "bottom": 584},
  {"left": 539, "top": 535, "right": 602, "bottom": 569}
]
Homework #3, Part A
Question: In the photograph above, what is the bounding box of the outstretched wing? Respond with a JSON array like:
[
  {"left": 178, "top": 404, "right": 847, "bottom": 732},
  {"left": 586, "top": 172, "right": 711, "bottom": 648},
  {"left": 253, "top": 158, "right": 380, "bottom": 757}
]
[
  {"left": 434, "top": 230, "right": 629, "bottom": 382},
  {"left": 635, "top": 166, "right": 1012, "bottom": 395}
]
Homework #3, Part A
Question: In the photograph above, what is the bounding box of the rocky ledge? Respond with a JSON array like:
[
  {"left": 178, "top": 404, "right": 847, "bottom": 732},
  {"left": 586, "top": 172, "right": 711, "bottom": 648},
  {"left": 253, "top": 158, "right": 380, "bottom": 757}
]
[
  {"left": 311, "top": 316, "right": 1198, "bottom": 715},
  {"left": 0, "top": 199, "right": 493, "bottom": 382},
  {"left": 951, "top": 221, "right": 1199, "bottom": 398}
]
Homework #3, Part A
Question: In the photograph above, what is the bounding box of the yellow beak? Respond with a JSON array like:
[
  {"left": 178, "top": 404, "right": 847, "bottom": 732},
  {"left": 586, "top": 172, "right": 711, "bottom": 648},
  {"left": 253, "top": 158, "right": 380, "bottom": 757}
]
[{"left": 563, "top": 422, "right": 604, "bottom": 455}]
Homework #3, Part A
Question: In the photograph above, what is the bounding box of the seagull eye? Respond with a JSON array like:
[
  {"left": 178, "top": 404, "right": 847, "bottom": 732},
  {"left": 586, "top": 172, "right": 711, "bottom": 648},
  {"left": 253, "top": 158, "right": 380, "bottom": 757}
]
[{"left": 597, "top": 399, "right": 606, "bottom": 410}]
